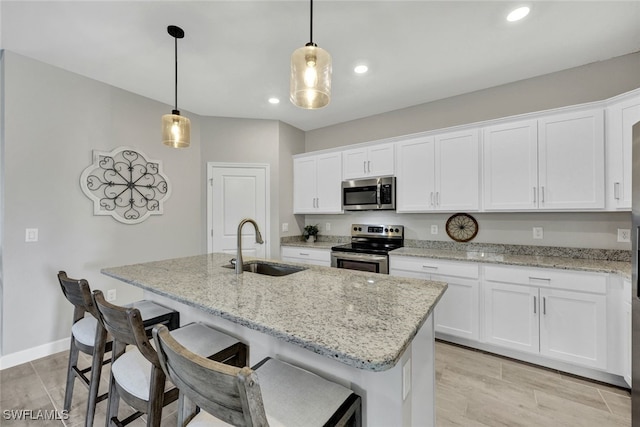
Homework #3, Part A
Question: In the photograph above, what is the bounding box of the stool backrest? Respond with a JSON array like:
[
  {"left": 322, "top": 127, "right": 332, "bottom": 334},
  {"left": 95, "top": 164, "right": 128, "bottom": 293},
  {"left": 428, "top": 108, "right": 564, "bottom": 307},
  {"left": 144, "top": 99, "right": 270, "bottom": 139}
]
[
  {"left": 93, "top": 290, "right": 159, "bottom": 365},
  {"left": 153, "top": 324, "right": 269, "bottom": 427},
  {"left": 57, "top": 271, "right": 99, "bottom": 321}
]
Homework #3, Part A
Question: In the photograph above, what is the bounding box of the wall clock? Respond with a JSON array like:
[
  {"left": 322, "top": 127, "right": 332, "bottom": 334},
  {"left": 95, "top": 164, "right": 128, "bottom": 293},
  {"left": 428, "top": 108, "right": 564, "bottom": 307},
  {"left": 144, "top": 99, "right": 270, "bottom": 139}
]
[{"left": 445, "top": 213, "right": 478, "bottom": 242}]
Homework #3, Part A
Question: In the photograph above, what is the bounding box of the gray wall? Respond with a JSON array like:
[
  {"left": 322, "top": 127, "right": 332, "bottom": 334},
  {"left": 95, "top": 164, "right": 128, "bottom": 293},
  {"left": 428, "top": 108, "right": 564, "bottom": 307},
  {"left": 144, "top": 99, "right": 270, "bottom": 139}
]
[
  {"left": 1, "top": 52, "right": 203, "bottom": 356},
  {"left": 302, "top": 52, "right": 640, "bottom": 250},
  {"left": 278, "top": 122, "right": 306, "bottom": 238}
]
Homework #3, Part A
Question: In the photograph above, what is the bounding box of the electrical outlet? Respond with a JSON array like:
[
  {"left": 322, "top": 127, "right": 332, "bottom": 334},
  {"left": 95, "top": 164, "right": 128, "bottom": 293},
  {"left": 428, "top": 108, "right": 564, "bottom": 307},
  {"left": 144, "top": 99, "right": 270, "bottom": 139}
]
[
  {"left": 282, "top": 223, "right": 288, "bottom": 232},
  {"left": 533, "top": 227, "right": 543, "bottom": 239},
  {"left": 430, "top": 225, "right": 438, "bottom": 235},
  {"left": 618, "top": 228, "right": 631, "bottom": 243},
  {"left": 106, "top": 289, "right": 117, "bottom": 302},
  {"left": 325, "top": 222, "right": 331, "bottom": 231}
]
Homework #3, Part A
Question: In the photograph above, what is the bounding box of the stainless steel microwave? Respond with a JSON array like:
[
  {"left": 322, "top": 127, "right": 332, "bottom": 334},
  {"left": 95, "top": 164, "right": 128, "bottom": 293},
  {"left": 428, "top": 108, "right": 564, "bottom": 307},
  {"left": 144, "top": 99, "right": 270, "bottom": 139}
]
[{"left": 342, "top": 177, "right": 396, "bottom": 211}]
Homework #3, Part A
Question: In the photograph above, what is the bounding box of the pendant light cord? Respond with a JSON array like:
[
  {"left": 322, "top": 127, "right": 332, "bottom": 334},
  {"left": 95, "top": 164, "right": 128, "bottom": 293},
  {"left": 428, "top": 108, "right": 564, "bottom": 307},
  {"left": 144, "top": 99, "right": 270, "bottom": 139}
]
[
  {"left": 174, "top": 35, "right": 178, "bottom": 112},
  {"left": 309, "top": 0, "right": 313, "bottom": 45}
]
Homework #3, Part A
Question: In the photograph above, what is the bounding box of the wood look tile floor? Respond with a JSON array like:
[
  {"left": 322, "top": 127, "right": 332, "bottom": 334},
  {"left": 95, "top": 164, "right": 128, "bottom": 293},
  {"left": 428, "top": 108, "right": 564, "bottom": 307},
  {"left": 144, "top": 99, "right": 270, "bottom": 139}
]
[{"left": 0, "top": 341, "right": 631, "bottom": 426}]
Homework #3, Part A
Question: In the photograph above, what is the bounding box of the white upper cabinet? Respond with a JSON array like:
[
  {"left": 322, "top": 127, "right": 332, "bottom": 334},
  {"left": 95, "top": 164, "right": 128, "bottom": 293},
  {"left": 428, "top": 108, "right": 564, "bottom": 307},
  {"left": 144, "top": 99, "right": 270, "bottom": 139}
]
[
  {"left": 293, "top": 152, "right": 343, "bottom": 214},
  {"left": 606, "top": 91, "right": 640, "bottom": 210},
  {"left": 396, "top": 129, "right": 479, "bottom": 212},
  {"left": 483, "top": 120, "right": 538, "bottom": 210},
  {"left": 342, "top": 143, "right": 395, "bottom": 180},
  {"left": 483, "top": 108, "right": 605, "bottom": 211},
  {"left": 538, "top": 109, "right": 604, "bottom": 210}
]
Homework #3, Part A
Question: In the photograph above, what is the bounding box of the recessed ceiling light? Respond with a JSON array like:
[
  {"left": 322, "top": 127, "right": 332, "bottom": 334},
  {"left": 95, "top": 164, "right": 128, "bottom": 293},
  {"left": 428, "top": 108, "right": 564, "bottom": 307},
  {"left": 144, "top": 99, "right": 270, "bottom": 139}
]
[
  {"left": 507, "top": 6, "right": 530, "bottom": 22},
  {"left": 354, "top": 65, "right": 369, "bottom": 74},
  {"left": 507, "top": 6, "right": 530, "bottom": 21},
  {"left": 268, "top": 97, "right": 280, "bottom": 104}
]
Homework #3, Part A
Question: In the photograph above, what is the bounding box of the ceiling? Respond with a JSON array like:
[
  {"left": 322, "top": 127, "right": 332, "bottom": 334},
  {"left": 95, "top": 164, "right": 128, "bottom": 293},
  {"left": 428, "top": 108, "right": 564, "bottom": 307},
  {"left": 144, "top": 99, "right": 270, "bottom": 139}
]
[{"left": 2, "top": 1, "right": 639, "bottom": 131}]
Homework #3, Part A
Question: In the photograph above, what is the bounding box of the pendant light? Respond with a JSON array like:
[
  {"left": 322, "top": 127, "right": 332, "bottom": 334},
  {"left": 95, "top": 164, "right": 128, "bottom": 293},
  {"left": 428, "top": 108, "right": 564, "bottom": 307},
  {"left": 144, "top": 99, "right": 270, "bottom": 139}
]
[
  {"left": 162, "top": 25, "right": 191, "bottom": 148},
  {"left": 290, "top": 0, "right": 332, "bottom": 109}
]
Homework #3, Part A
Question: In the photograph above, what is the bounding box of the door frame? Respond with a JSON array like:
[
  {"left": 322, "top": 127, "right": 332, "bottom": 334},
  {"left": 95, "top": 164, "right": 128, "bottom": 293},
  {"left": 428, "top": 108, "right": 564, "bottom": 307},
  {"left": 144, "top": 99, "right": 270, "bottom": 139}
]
[{"left": 206, "top": 162, "right": 271, "bottom": 258}]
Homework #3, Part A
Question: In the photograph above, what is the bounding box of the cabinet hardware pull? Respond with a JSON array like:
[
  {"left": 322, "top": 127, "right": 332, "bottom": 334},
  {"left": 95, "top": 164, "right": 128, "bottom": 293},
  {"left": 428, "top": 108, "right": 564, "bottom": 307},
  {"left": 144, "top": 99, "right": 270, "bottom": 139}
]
[
  {"left": 430, "top": 192, "right": 434, "bottom": 206},
  {"left": 316, "top": 198, "right": 319, "bottom": 208},
  {"left": 534, "top": 296, "right": 537, "bottom": 314},
  {"left": 436, "top": 192, "right": 440, "bottom": 206},
  {"left": 363, "top": 161, "right": 367, "bottom": 174},
  {"left": 541, "top": 186, "right": 545, "bottom": 203},
  {"left": 368, "top": 160, "right": 371, "bottom": 173},
  {"left": 614, "top": 182, "right": 621, "bottom": 200},
  {"left": 422, "top": 265, "right": 437, "bottom": 269},
  {"left": 529, "top": 276, "right": 550, "bottom": 282},
  {"left": 299, "top": 252, "right": 310, "bottom": 256},
  {"left": 533, "top": 187, "right": 536, "bottom": 204},
  {"left": 543, "top": 297, "right": 546, "bottom": 315}
]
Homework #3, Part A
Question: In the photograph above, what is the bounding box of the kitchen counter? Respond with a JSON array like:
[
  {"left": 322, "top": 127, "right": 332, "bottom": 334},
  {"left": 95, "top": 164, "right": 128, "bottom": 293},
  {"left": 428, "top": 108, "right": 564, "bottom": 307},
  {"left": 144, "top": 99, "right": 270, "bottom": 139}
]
[
  {"left": 102, "top": 252, "right": 446, "bottom": 426},
  {"left": 102, "top": 252, "right": 446, "bottom": 371},
  {"left": 390, "top": 247, "right": 631, "bottom": 279}
]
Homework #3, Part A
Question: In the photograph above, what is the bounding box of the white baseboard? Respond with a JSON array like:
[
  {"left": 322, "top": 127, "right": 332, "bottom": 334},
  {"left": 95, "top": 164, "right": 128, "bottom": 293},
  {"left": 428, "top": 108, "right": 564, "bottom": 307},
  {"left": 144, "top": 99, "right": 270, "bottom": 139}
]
[{"left": 0, "top": 337, "right": 70, "bottom": 370}]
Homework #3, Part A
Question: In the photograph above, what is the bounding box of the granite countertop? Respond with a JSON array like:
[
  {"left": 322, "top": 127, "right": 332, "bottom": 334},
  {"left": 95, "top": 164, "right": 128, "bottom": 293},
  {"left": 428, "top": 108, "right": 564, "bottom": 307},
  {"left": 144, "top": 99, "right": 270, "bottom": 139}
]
[
  {"left": 101, "top": 253, "right": 447, "bottom": 372},
  {"left": 390, "top": 247, "right": 631, "bottom": 279}
]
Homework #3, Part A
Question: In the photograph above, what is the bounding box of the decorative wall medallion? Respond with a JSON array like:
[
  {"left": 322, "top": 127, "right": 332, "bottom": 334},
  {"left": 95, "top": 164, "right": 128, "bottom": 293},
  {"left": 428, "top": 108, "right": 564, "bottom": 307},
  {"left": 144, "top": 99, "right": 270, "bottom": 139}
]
[
  {"left": 80, "top": 147, "right": 171, "bottom": 224},
  {"left": 445, "top": 213, "right": 478, "bottom": 242}
]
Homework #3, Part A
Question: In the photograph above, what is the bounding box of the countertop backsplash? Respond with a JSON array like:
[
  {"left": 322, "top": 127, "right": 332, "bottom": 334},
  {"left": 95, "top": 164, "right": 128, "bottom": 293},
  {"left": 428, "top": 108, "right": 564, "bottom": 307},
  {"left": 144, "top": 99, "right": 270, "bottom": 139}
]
[{"left": 281, "top": 236, "right": 631, "bottom": 263}]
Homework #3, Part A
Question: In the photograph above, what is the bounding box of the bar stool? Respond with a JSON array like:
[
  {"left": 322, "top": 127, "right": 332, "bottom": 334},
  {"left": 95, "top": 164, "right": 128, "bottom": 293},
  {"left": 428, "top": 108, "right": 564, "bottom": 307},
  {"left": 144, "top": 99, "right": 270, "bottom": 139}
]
[
  {"left": 92, "top": 290, "right": 248, "bottom": 427},
  {"left": 153, "top": 324, "right": 362, "bottom": 427},
  {"left": 57, "top": 271, "right": 180, "bottom": 427}
]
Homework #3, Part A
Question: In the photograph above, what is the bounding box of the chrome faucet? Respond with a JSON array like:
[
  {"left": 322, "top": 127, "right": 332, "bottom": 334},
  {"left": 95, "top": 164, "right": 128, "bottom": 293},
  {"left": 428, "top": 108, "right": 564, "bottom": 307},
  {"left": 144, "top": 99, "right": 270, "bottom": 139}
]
[{"left": 235, "top": 218, "right": 264, "bottom": 274}]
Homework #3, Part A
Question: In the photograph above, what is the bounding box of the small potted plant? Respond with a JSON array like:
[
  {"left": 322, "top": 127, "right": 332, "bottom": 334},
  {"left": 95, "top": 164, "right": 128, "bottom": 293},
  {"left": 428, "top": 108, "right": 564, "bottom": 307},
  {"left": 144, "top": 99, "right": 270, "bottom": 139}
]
[{"left": 303, "top": 224, "right": 319, "bottom": 243}]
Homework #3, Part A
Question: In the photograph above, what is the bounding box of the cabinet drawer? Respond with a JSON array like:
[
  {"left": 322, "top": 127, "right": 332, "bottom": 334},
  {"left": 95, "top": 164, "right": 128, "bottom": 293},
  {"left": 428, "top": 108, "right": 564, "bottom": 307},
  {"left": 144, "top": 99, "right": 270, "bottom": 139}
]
[
  {"left": 484, "top": 265, "right": 607, "bottom": 294},
  {"left": 390, "top": 256, "right": 479, "bottom": 279},
  {"left": 281, "top": 246, "right": 330, "bottom": 263}
]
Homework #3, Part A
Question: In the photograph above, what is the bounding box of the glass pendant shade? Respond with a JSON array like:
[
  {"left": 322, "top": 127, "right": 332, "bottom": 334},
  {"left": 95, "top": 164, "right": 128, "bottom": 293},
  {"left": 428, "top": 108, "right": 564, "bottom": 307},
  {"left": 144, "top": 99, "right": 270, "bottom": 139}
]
[
  {"left": 161, "top": 111, "right": 191, "bottom": 148},
  {"left": 290, "top": 44, "right": 332, "bottom": 109}
]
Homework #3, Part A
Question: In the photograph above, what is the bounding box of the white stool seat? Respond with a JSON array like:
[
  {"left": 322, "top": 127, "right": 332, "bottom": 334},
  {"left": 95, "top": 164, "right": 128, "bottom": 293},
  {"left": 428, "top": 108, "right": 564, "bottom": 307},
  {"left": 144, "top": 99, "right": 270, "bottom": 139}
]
[
  {"left": 186, "top": 358, "right": 354, "bottom": 427},
  {"left": 111, "top": 322, "right": 242, "bottom": 401},
  {"left": 71, "top": 316, "right": 99, "bottom": 347}
]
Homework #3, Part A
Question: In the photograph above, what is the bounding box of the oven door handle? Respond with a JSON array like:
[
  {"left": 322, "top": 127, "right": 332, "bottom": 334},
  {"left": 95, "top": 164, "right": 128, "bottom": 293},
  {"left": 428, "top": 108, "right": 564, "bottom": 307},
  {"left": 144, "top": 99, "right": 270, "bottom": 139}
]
[
  {"left": 331, "top": 252, "right": 388, "bottom": 262},
  {"left": 376, "top": 179, "right": 382, "bottom": 207}
]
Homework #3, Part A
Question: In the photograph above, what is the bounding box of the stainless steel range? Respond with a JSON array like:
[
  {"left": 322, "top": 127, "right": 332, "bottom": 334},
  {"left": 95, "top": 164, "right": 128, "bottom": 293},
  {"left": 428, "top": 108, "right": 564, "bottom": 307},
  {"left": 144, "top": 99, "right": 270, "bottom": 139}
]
[{"left": 331, "top": 224, "right": 404, "bottom": 274}]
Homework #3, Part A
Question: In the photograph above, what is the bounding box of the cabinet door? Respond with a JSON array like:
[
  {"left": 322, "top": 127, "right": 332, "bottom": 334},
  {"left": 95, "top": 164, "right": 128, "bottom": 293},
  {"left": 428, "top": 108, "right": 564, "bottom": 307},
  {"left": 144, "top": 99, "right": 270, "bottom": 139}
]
[
  {"left": 367, "top": 143, "right": 395, "bottom": 177},
  {"left": 342, "top": 147, "right": 369, "bottom": 180},
  {"left": 484, "top": 282, "right": 539, "bottom": 354},
  {"left": 538, "top": 109, "right": 605, "bottom": 209},
  {"left": 293, "top": 157, "right": 317, "bottom": 213},
  {"left": 606, "top": 95, "right": 640, "bottom": 210},
  {"left": 539, "top": 289, "right": 606, "bottom": 369},
  {"left": 315, "top": 153, "right": 343, "bottom": 213},
  {"left": 435, "top": 129, "right": 480, "bottom": 211},
  {"left": 395, "top": 137, "right": 435, "bottom": 212},
  {"left": 483, "top": 120, "right": 538, "bottom": 210},
  {"left": 432, "top": 274, "right": 479, "bottom": 341}
]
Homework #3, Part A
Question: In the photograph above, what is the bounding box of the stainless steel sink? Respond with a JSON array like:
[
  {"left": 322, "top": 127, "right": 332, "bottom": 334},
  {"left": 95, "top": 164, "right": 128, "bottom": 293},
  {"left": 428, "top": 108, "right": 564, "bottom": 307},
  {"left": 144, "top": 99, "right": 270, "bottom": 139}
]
[{"left": 222, "top": 261, "right": 306, "bottom": 277}]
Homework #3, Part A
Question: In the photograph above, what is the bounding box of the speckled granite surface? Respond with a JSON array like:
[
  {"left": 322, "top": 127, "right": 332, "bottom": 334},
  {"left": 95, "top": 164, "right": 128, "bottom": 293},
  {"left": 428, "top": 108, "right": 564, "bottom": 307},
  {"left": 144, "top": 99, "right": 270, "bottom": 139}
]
[
  {"left": 391, "top": 247, "right": 631, "bottom": 279},
  {"left": 102, "top": 253, "right": 447, "bottom": 372}
]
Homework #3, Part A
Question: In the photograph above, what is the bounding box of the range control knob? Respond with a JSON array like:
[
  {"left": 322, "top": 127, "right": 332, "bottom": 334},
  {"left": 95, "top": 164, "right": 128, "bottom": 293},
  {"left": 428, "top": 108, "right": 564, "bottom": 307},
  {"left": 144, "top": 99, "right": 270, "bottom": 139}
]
[
  {"left": 395, "top": 228, "right": 400, "bottom": 232},
  {"left": 384, "top": 228, "right": 389, "bottom": 232}
]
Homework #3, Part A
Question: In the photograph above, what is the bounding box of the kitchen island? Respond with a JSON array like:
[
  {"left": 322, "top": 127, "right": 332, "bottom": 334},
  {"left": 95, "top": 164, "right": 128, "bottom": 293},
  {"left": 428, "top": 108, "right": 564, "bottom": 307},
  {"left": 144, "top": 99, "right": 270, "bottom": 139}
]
[{"left": 102, "top": 253, "right": 447, "bottom": 426}]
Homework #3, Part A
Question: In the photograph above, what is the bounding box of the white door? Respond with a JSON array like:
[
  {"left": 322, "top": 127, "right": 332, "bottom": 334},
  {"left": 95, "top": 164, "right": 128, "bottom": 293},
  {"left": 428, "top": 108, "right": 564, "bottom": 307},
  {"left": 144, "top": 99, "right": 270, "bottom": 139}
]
[{"left": 208, "top": 163, "right": 269, "bottom": 258}]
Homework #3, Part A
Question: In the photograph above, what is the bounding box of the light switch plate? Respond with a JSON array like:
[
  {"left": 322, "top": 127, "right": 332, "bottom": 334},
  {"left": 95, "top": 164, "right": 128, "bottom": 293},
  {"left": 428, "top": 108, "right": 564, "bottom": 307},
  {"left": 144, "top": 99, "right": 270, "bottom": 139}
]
[
  {"left": 533, "top": 227, "right": 543, "bottom": 240},
  {"left": 106, "top": 289, "right": 117, "bottom": 302},
  {"left": 25, "top": 228, "right": 38, "bottom": 242},
  {"left": 430, "top": 225, "right": 438, "bottom": 235},
  {"left": 282, "top": 223, "right": 288, "bottom": 232},
  {"left": 325, "top": 223, "right": 331, "bottom": 231}
]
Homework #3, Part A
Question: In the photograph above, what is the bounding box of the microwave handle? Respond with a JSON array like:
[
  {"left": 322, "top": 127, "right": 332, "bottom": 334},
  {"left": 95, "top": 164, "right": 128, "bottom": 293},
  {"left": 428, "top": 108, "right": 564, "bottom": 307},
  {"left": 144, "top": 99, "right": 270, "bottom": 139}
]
[{"left": 376, "top": 180, "right": 381, "bottom": 207}]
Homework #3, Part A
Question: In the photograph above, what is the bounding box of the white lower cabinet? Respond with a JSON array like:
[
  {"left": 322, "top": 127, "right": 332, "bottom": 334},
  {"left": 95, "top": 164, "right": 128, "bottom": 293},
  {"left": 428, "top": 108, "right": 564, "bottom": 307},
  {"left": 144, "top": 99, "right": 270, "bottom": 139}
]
[
  {"left": 281, "top": 246, "right": 331, "bottom": 267},
  {"left": 390, "top": 256, "right": 480, "bottom": 341},
  {"left": 483, "top": 265, "right": 607, "bottom": 370}
]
